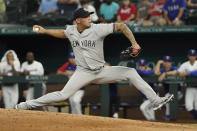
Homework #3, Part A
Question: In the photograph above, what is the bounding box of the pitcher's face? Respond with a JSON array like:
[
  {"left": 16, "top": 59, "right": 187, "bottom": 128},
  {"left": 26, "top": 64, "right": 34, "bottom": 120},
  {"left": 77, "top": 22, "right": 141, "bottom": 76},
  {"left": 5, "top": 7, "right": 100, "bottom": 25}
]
[{"left": 76, "top": 16, "right": 91, "bottom": 28}]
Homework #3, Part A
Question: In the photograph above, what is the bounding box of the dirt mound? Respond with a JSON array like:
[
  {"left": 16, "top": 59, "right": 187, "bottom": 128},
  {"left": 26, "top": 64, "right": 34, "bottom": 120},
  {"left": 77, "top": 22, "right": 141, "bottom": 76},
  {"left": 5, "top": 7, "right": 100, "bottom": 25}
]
[{"left": 0, "top": 109, "right": 196, "bottom": 131}]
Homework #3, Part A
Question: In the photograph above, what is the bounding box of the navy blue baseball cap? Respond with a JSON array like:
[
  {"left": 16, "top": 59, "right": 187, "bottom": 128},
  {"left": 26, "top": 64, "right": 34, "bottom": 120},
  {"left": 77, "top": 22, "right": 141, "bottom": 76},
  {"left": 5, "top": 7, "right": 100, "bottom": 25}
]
[
  {"left": 163, "top": 56, "right": 171, "bottom": 62},
  {"left": 69, "top": 52, "right": 75, "bottom": 58},
  {"left": 73, "top": 8, "right": 94, "bottom": 20},
  {"left": 138, "top": 59, "right": 147, "bottom": 66},
  {"left": 188, "top": 49, "right": 197, "bottom": 56}
]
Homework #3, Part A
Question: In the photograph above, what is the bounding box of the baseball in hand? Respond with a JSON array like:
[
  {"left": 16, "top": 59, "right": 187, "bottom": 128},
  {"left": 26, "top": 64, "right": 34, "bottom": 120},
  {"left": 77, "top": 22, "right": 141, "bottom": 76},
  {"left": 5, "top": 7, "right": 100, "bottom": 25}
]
[{"left": 33, "top": 27, "right": 40, "bottom": 32}]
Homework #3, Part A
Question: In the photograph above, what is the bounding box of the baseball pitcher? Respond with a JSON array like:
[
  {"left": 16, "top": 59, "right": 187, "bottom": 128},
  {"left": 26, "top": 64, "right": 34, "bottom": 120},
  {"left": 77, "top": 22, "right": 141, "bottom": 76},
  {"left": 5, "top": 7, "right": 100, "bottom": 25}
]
[{"left": 16, "top": 8, "right": 173, "bottom": 111}]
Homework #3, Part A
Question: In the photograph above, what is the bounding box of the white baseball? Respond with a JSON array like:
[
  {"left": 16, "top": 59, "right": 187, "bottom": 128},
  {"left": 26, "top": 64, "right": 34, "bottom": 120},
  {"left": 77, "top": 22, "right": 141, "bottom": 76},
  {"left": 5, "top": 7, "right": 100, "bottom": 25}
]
[{"left": 33, "top": 27, "right": 39, "bottom": 32}]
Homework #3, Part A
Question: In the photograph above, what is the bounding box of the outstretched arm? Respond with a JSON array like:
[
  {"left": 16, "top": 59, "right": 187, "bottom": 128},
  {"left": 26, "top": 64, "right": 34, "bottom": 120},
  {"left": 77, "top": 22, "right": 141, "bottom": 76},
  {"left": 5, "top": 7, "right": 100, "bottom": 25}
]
[
  {"left": 114, "top": 23, "right": 140, "bottom": 49},
  {"left": 154, "top": 60, "right": 163, "bottom": 75},
  {"left": 33, "top": 25, "right": 66, "bottom": 39}
]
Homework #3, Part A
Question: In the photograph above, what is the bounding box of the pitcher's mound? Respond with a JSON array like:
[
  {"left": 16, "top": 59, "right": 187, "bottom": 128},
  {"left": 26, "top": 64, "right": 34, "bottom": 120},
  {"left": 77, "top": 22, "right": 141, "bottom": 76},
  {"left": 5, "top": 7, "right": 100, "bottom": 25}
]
[{"left": 0, "top": 109, "right": 196, "bottom": 131}]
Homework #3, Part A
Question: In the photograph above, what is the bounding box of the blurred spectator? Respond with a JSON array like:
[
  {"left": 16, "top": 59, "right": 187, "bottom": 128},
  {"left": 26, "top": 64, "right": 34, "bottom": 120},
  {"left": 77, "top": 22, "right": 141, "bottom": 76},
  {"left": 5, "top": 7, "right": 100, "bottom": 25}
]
[
  {"left": 163, "top": 0, "right": 186, "bottom": 26},
  {"left": 0, "top": 88, "right": 2, "bottom": 105},
  {"left": 143, "top": 0, "right": 166, "bottom": 26},
  {"left": 186, "top": 0, "right": 197, "bottom": 25},
  {"left": 57, "top": 52, "right": 85, "bottom": 114},
  {"left": 136, "top": 59, "right": 157, "bottom": 121},
  {"left": 109, "top": 83, "right": 119, "bottom": 118},
  {"left": 154, "top": 56, "right": 183, "bottom": 120},
  {"left": 38, "top": 0, "right": 58, "bottom": 15},
  {"left": 93, "top": 0, "right": 102, "bottom": 12},
  {"left": 0, "top": 62, "right": 3, "bottom": 108},
  {"left": 187, "top": 0, "right": 197, "bottom": 8},
  {"left": 177, "top": 49, "right": 197, "bottom": 120},
  {"left": 136, "top": 0, "right": 151, "bottom": 26},
  {"left": 0, "top": 86, "right": 4, "bottom": 108},
  {"left": 100, "top": 0, "right": 119, "bottom": 23},
  {"left": 0, "top": 50, "right": 20, "bottom": 109},
  {"left": 0, "top": 87, "right": 1, "bottom": 101},
  {"left": 0, "top": 0, "right": 6, "bottom": 23},
  {"left": 21, "top": 52, "right": 45, "bottom": 101},
  {"left": 0, "top": 62, "right": 2, "bottom": 107},
  {"left": 26, "top": 0, "right": 40, "bottom": 15},
  {"left": 75, "top": 0, "right": 81, "bottom": 4},
  {"left": 80, "top": 0, "right": 98, "bottom": 22},
  {"left": 58, "top": 0, "right": 78, "bottom": 14},
  {"left": 148, "top": 0, "right": 158, "bottom": 3},
  {"left": 117, "top": 0, "right": 136, "bottom": 26}
]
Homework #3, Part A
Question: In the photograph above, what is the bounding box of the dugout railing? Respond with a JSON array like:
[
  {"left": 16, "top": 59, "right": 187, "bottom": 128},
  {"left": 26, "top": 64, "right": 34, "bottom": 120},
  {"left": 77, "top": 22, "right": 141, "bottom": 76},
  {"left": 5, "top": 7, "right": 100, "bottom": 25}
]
[{"left": 0, "top": 75, "right": 196, "bottom": 120}]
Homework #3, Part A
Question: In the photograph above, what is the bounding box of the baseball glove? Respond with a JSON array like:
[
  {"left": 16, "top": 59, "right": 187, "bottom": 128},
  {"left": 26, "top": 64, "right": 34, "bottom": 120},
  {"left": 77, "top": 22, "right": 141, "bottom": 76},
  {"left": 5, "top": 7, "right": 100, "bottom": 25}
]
[{"left": 120, "top": 47, "right": 141, "bottom": 61}]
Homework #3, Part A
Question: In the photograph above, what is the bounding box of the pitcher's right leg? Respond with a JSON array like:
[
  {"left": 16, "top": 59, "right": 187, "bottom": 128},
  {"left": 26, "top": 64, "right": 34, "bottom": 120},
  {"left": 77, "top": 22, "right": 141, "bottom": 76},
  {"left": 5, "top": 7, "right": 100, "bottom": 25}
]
[{"left": 16, "top": 70, "right": 95, "bottom": 109}]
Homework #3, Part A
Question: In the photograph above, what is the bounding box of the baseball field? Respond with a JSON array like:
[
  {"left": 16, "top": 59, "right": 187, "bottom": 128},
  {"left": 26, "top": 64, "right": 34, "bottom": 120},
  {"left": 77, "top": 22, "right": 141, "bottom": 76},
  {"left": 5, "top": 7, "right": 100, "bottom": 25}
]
[{"left": 0, "top": 109, "right": 196, "bottom": 131}]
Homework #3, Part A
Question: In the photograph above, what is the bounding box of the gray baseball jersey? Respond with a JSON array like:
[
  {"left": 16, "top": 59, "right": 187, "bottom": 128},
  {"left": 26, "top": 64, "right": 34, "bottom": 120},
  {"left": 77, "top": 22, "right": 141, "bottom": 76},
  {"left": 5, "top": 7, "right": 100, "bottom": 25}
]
[{"left": 64, "top": 23, "right": 114, "bottom": 71}]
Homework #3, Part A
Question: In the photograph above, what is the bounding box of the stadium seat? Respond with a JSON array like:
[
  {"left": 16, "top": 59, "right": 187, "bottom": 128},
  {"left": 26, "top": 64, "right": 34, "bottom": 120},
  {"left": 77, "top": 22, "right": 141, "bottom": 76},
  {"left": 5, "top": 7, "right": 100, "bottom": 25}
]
[
  {"left": 5, "top": 0, "right": 27, "bottom": 24},
  {"left": 186, "top": 9, "right": 197, "bottom": 25},
  {"left": 52, "top": 12, "right": 74, "bottom": 26}
]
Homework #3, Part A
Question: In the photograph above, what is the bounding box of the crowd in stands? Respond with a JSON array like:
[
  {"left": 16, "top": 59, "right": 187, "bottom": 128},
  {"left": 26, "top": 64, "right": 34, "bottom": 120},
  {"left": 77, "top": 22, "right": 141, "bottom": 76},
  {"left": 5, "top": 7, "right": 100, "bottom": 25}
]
[{"left": 0, "top": 0, "right": 197, "bottom": 26}]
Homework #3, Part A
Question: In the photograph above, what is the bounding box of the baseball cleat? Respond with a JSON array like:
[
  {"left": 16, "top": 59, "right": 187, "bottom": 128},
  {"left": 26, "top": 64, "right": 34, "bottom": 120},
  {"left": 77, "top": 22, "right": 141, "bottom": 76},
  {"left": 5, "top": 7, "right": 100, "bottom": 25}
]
[
  {"left": 112, "top": 113, "right": 119, "bottom": 118},
  {"left": 153, "top": 94, "right": 174, "bottom": 111},
  {"left": 15, "top": 102, "right": 30, "bottom": 110}
]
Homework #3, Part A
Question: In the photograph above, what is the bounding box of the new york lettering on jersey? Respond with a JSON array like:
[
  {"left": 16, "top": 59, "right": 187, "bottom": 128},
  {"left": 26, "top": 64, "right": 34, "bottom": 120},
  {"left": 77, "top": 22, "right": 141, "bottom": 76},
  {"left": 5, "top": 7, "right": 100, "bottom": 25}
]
[{"left": 72, "top": 40, "right": 96, "bottom": 48}]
